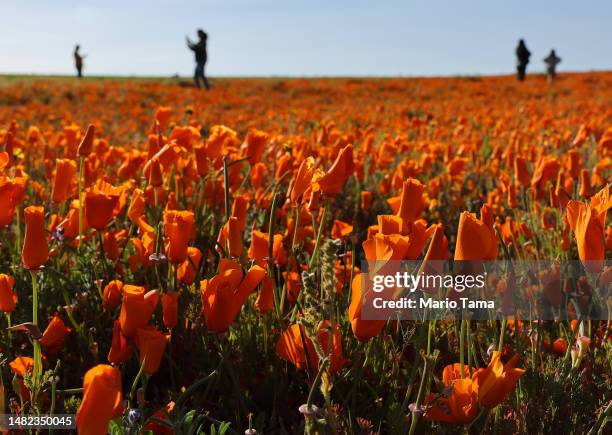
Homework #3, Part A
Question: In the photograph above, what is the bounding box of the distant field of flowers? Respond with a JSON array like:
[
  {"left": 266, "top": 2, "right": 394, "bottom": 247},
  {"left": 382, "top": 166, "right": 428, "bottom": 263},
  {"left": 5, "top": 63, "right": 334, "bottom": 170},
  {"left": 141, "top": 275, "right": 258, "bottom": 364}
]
[{"left": 0, "top": 73, "right": 610, "bottom": 434}]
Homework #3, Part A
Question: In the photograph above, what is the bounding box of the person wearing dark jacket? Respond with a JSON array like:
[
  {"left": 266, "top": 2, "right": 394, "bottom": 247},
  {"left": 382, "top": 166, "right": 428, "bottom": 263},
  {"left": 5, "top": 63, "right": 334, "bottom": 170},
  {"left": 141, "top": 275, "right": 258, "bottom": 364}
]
[
  {"left": 74, "top": 45, "right": 86, "bottom": 78},
  {"left": 186, "top": 29, "right": 210, "bottom": 90},
  {"left": 515, "top": 39, "right": 531, "bottom": 81}
]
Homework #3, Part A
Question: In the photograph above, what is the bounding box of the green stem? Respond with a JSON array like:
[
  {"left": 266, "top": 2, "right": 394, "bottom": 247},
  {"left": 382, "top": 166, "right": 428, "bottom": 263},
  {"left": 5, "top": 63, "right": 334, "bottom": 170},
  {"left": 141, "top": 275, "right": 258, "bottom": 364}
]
[
  {"left": 77, "top": 156, "right": 84, "bottom": 249},
  {"left": 30, "top": 270, "right": 42, "bottom": 390}
]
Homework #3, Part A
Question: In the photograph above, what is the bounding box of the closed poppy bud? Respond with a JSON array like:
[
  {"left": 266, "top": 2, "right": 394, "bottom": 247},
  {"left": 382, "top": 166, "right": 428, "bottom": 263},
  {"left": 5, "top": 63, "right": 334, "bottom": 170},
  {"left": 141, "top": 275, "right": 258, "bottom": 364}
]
[
  {"left": 85, "top": 188, "right": 120, "bottom": 230},
  {"left": 566, "top": 201, "right": 607, "bottom": 273},
  {"left": 148, "top": 158, "right": 164, "bottom": 187},
  {"left": 349, "top": 274, "right": 386, "bottom": 341},
  {"left": 514, "top": 157, "right": 530, "bottom": 188},
  {"left": 103, "top": 280, "right": 123, "bottom": 311},
  {"left": 177, "top": 247, "right": 202, "bottom": 285},
  {"left": 77, "top": 124, "right": 95, "bottom": 157},
  {"left": 361, "top": 191, "right": 372, "bottom": 210},
  {"left": 0, "top": 274, "right": 17, "bottom": 313},
  {"left": 39, "top": 314, "right": 71, "bottom": 354},
  {"left": 127, "top": 188, "right": 145, "bottom": 222},
  {"left": 154, "top": 106, "right": 172, "bottom": 131},
  {"left": 108, "top": 320, "right": 132, "bottom": 364},
  {"left": 76, "top": 364, "right": 123, "bottom": 435},
  {"left": 136, "top": 327, "right": 168, "bottom": 374},
  {"left": 162, "top": 292, "right": 179, "bottom": 329},
  {"left": 119, "top": 285, "right": 158, "bottom": 338},
  {"left": 314, "top": 144, "right": 354, "bottom": 195},
  {"left": 22, "top": 206, "right": 49, "bottom": 270},
  {"left": 51, "top": 159, "right": 77, "bottom": 203}
]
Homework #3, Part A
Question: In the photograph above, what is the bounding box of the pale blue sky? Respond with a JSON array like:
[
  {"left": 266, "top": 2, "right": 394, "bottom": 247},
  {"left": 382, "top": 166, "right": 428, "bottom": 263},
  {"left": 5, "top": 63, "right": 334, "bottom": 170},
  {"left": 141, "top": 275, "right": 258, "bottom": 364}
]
[{"left": 1, "top": 0, "right": 610, "bottom": 77}]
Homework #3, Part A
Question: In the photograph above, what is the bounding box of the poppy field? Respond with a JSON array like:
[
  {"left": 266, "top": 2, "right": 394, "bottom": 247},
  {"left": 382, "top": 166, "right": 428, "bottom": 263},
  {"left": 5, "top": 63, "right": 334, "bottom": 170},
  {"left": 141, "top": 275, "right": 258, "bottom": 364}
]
[{"left": 0, "top": 73, "right": 611, "bottom": 434}]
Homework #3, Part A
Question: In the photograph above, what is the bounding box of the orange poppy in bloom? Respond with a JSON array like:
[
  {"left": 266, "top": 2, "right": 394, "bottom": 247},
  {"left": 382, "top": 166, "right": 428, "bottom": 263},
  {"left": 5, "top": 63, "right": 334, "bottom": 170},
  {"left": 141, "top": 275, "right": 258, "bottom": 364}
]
[
  {"left": 388, "top": 178, "right": 426, "bottom": 223},
  {"left": 242, "top": 129, "right": 269, "bottom": 164},
  {"left": 454, "top": 204, "right": 497, "bottom": 261},
  {"left": 218, "top": 216, "right": 244, "bottom": 257},
  {"left": 127, "top": 188, "right": 145, "bottom": 222},
  {"left": 0, "top": 177, "right": 21, "bottom": 227},
  {"left": 108, "top": 320, "right": 132, "bottom": 364},
  {"left": 472, "top": 351, "right": 525, "bottom": 409},
  {"left": 0, "top": 273, "right": 17, "bottom": 313},
  {"left": 22, "top": 205, "right": 49, "bottom": 270},
  {"left": 162, "top": 292, "right": 179, "bottom": 329},
  {"left": 136, "top": 327, "right": 169, "bottom": 375},
  {"left": 9, "top": 356, "right": 34, "bottom": 376},
  {"left": 289, "top": 157, "right": 316, "bottom": 204},
  {"left": 76, "top": 364, "right": 123, "bottom": 435},
  {"left": 119, "top": 285, "right": 159, "bottom": 338},
  {"left": 51, "top": 158, "right": 77, "bottom": 203},
  {"left": 163, "top": 210, "right": 195, "bottom": 263},
  {"left": 349, "top": 274, "right": 386, "bottom": 341},
  {"left": 200, "top": 259, "right": 266, "bottom": 332},
  {"left": 154, "top": 106, "right": 173, "bottom": 131},
  {"left": 39, "top": 314, "right": 71, "bottom": 354},
  {"left": 76, "top": 124, "right": 95, "bottom": 157},
  {"left": 424, "top": 378, "right": 479, "bottom": 423},
  {"left": 85, "top": 182, "right": 122, "bottom": 230},
  {"left": 566, "top": 203, "right": 607, "bottom": 273},
  {"left": 275, "top": 321, "right": 347, "bottom": 375},
  {"left": 248, "top": 229, "right": 287, "bottom": 266},
  {"left": 103, "top": 280, "right": 123, "bottom": 311},
  {"left": 313, "top": 144, "right": 354, "bottom": 195},
  {"left": 57, "top": 200, "right": 87, "bottom": 240},
  {"left": 147, "top": 157, "right": 164, "bottom": 187},
  {"left": 331, "top": 219, "right": 353, "bottom": 239},
  {"left": 177, "top": 246, "right": 202, "bottom": 285},
  {"left": 514, "top": 156, "right": 530, "bottom": 188},
  {"left": 531, "top": 157, "right": 560, "bottom": 196}
]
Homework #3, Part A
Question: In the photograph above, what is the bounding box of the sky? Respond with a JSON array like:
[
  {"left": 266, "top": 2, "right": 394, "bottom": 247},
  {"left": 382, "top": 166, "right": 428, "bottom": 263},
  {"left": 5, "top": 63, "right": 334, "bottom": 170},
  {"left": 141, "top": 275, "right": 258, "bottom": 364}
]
[{"left": 1, "top": 0, "right": 611, "bottom": 77}]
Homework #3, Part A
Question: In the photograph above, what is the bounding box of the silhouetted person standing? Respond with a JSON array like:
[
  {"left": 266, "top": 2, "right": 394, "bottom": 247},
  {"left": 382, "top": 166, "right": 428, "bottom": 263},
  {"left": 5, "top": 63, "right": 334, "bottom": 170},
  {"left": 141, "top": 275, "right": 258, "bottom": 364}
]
[
  {"left": 515, "top": 39, "right": 531, "bottom": 81},
  {"left": 544, "top": 49, "right": 561, "bottom": 82},
  {"left": 186, "top": 30, "right": 210, "bottom": 90},
  {"left": 74, "top": 45, "right": 85, "bottom": 78}
]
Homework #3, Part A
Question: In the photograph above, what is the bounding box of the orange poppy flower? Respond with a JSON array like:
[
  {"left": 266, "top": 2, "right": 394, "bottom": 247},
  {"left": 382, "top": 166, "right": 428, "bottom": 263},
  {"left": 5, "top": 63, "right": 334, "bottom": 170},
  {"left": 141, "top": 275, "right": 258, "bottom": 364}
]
[
  {"left": 127, "top": 188, "right": 145, "bottom": 222},
  {"left": 0, "top": 273, "right": 17, "bottom": 313},
  {"left": 349, "top": 274, "right": 386, "bottom": 341},
  {"left": 163, "top": 210, "right": 195, "bottom": 263},
  {"left": 22, "top": 205, "right": 49, "bottom": 270},
  {"left": 275, "top": 321, "right": 347, "bottom": 375},
  {"left": 454, "top": 204, "right": 497, "bottom": 261},
  {"left": 177, "top": 246, "right": 202, "bottom": 285},
  {"left": 162, "top": 292, "right": 179, "bottom": 329},
  {"left": 313, "top": 144, "right": 354, "bottom": 195},
  {"left": 39, "top": 314, "right": 71, "bottom": 354},
  {"left": 76, "top": 364, "right": 123, "bottom": 435},
  {"left": 136, "top": 327, "right": 168, "bottom": 375},
  {"left": 108, "top": 320, "right": 132, "bottom": 364},
  {"left": 200, "top": 259, "right": 266, "bottom": 332},
  {"left": 289, "top": 157, "right": 315, "bottom": 204},
  {"left": 119, "top": 285, "right": 159, "bottom": 338},
  {"left": 241, "top": 129, "right": 269, "bottom": 164},
  {"left": 0, "top": 177, "right": 21, "bottom": 227},
  {"left": 103, "top": 280, "right": 123, "bottom": 311},
  {"left": 331, "top": 219, "right": 353, "bottom": 239},
  {"left": 51, "top": 158, "right": 77, "bottom": 203},
  {"left": 76, "top": 124, "right": 95, "bottom": 157},
  {"left": 472, "top": 351, "right": 525, "bottom": 409},
  {"left": 9, "top": 356, "right": 34, "bottom": 376},
  {"left": 85, "top": 182, "right": 122, "bottom": 230},
  {"left": 248, "top": 229, "right": 287, "bottom": 266},
  {"left": 424, "top": 378, "right": 479, "bottom": 423}
]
